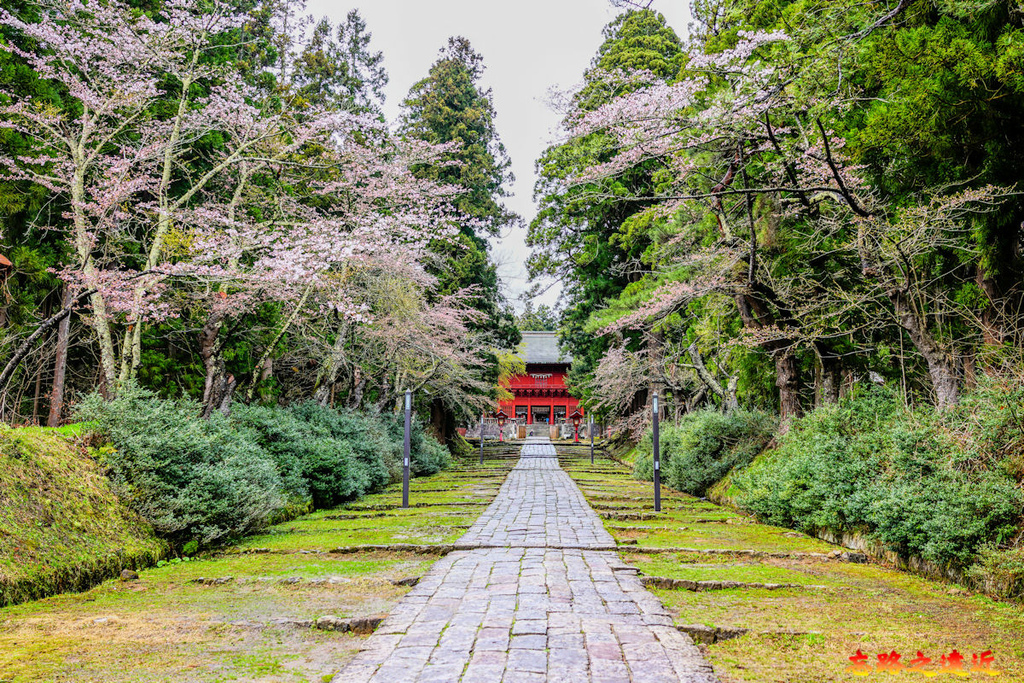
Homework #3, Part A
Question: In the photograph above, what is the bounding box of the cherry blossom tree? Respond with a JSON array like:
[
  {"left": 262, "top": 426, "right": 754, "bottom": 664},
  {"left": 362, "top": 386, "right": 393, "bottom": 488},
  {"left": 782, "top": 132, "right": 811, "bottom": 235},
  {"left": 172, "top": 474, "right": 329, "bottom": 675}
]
[
  {"left": 0, "top": 0, "right": 468, "bottom": 412},
  {"left": 557, "top": 19, "right": 1011, "bottom": 417},
  {"left": 0, "top": 0, "right": 251, "bottom": 393}
]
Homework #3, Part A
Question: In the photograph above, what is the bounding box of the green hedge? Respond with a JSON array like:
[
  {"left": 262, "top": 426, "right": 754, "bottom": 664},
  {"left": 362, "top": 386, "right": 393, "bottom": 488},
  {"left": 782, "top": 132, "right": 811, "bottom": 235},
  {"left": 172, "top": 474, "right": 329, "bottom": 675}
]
[
  {"left": 77, "top": 386, "right": 450, "bottom": 550},
  {"left": 733, "top": 385, "right": 1024, "bottom": 568},
  {"left": 632, "top": 408, "right": 777, "bottom": 496}
]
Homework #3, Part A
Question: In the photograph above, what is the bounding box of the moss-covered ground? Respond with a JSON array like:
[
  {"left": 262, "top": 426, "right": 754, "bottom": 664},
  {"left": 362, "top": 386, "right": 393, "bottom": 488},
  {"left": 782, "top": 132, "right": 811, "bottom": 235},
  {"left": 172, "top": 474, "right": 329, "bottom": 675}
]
[
  {"left": 8, "top": 434, "right": 1019, "bottom": 682},
  {"left": 0, "top": 425, "right": 166, "bottom": 607},
  {"left": 557, "top": 446, "right": 1024, "bottom": 683},
  {"left": 0, "top": 450, "right": 517, "bottom": 683}
]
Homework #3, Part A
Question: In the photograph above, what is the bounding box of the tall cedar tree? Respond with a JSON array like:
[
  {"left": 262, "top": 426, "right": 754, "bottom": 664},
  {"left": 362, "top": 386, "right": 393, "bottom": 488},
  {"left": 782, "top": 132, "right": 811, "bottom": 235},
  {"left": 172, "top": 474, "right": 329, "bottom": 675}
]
[
  {"left": 294, "top": 10, "right": 387, "bottom": 114},
  {"left": 399, "top": 37, "right": 520, "bottom": 438},
  {"left": 400, "top": 37, "right": 517, "bottom": 340},
  {"left": 528, "top": 10, "right": 684, "bottom": 403}
]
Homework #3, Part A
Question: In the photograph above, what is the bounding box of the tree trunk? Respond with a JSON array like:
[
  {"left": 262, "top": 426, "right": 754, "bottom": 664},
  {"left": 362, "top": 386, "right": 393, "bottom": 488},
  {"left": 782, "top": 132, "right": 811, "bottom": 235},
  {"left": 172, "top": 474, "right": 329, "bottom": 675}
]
[
  {"left": 687, "top": 342, "right": 738, "bottom": 411},
  {"left": 313, "top": 323, "right": 347, "bottom": 407},
  {"left": 31, "top": 357, "right": 43, "bottom": 424},
  {"left": 47, "top": 287, "right": 73, "bottom": 427},
  {"left": 202, "top": 371, "right": 236, "bottom": 419},
  {"left": 373, "top": 375, "right": 391, "bottom": 414},
  {"left": 199, "top": 311, "right": 226, "bottom": 411},
  {"left": 217, "top": 374, "right": 237, "bottom": 417},
  {"left": 347, "top": 370, "right": 366, "bottom": 410},
  {"left": 244, "top": 284, "right": 312, "bottom": 401},
  {"left": 890, "top": 288, "right": 960, "bottom": 410},
  {"left": 976, "top": 266, "right": 1004, "bottom": 347},
  {"left": 0, "top": 288, "right": 97, "bottom": 398},
  {"left": 72, "top": 162, "right": 118, "bottom": 397},
  {"left": 813, "top": 348, "right": 842, "bottom": 408},
  {"left": 735, "top": 292, "right": 801, "bottom": 425},
  {"left": 86, "top": 268, "right": 118, "bottom": 397},
  {"left": 776, "top": 350, "right": 801, "bottom": 429},
  {"left": 687, "top": 385, "right": 707, "bottom": 413},
  {"left": 430, "top": 397, "right": 450, "bottom": 445}
]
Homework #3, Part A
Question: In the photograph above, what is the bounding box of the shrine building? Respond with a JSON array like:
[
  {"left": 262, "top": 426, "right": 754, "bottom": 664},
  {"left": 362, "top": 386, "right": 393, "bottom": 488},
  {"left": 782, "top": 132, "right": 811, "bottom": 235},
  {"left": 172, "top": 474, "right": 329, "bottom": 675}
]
[{"left": 499, "top": 331, "right": 581, "bottom": 425}]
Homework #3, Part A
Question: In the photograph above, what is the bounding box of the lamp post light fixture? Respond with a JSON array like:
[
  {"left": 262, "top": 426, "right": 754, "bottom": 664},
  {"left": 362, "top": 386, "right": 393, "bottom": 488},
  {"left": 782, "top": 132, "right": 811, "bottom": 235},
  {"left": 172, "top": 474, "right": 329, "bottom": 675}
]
[
  {"left": 652, "top": 391, "right": 661, "bottom": 513},
  {"left": 403, "top": 389, "right": 411, "bottom": 510},
  {"left": 495, "top": 409, "right": 508, "bottom": 443},
  {"left": 589, "top": 414, "right": 594, "bottom": 464},
  {"left": 569, "top": 409, "right": 583, "bottom": 444}
]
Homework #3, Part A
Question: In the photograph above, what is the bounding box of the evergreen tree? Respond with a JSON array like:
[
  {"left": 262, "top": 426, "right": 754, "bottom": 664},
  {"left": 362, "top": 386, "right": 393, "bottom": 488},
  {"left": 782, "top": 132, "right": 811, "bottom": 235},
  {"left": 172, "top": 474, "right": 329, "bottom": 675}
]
[
  {"left": 295, "top": 10, "right": 387, "bottom": 113},
  {"left": 529, "top": 9, "right": 684, "bottom": 398},
  {"left": 399, "top": 36, "right": 520, "bottom": 439},
  {"left": 399, "top": 36, "right": 518, "bottom": 344},
  {"left": 515, "top": 302, "right": 560, "bottom": 332}
]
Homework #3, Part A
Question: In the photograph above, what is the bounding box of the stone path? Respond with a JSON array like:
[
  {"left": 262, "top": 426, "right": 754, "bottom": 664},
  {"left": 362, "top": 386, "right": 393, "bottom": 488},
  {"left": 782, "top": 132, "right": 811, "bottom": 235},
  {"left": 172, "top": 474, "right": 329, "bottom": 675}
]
[
  {"left": 457, "top": 443, "right": 615, "bottom": 549},
  {"left": 333, "top": 439, "right": 718, "bottom": 683}
]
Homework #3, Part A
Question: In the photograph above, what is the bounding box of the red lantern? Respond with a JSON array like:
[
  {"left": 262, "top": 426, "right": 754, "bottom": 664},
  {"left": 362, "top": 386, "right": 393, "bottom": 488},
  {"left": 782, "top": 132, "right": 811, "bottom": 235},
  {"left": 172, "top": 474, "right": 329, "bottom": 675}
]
[
  {"left": 494, "top": 410, "right": 508, "bottom": 441},
  {"left": 569, "top": 409, "right": 583, "bottom": 443}
]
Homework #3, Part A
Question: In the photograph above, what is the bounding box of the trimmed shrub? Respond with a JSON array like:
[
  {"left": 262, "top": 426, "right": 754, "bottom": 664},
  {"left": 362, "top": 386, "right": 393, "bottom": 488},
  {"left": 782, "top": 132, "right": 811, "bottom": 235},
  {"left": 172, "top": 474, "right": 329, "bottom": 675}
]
[
  {"left": 78, "top": 387, "right": 453, "bottom": 550},
  {"left": 288, "top": 402, "right": 393, "bottom": 492},
  {"left": 632, "top": 408, "right": 777, "bottom": 496},
  {"left": 379, "top": 410, "right": 451, "bottom": 476},
  {"left": 733, "top": 386, "right": 1024, "bottom": 568},
  {"left": 230, "top": 403, "right": 311, "bottom": 502},
  {"left": 77, "top": 386, "right": 283, "bottom": 548},
  {"left": 967, "top": 545, "right": 1024, "bottom": 599}
]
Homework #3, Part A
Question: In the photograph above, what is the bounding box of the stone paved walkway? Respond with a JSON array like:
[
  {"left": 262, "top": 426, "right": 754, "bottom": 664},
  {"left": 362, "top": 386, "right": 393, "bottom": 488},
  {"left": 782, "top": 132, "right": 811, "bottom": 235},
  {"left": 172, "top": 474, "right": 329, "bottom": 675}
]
[{"left": 333, "top": 438, "right": 718, "bottom": 683}]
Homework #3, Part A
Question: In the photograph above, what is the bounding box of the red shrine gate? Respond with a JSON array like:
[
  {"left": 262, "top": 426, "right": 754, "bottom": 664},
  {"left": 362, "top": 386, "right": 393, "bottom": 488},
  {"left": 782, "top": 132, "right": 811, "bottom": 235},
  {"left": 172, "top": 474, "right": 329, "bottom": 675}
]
[{"left": 499, "top": 331, "right": 582, "bottom": 425}]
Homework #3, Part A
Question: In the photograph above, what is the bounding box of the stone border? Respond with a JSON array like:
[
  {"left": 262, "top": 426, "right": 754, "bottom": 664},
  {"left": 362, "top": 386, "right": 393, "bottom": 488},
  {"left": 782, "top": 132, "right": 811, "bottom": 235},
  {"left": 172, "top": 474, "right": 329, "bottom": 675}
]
[{"left": 641, "top": 576, "right": 826, "bottom": 591}]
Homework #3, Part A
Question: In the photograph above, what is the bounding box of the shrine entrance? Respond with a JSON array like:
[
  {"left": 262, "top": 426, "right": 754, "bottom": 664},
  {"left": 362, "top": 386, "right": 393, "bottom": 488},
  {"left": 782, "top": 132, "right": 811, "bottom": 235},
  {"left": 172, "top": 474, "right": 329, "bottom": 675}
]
[{"left": 531, "top": 406, "right": 550, "bottom": 424}]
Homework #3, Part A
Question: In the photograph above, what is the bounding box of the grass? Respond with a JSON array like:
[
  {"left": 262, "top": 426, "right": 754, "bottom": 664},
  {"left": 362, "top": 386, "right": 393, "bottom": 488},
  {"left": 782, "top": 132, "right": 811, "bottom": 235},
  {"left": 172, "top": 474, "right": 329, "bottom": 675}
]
[
  {"left": 0, "top": 449, "right": 516, "bottom": 682},
  {"left": 558, "top": 449, "right": 1024, "bottom": 682}
]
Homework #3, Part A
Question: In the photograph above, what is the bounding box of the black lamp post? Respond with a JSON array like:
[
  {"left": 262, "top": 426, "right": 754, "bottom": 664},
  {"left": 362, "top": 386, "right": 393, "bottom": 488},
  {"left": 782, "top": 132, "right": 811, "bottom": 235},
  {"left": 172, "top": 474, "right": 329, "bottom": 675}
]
[
  {"left": 495, "top": 409, "right": 508, "bottom": 442},
  {"left": 589, "top": 414, "right": 594, "bottom": 464},
  {"left": 403, "top": 389, "right": 411, "bottom": 509},
  {"left": 652, "top": 392, "right": 661, "bottom": 513},
  {"left": 569, "top": 409, "right": 583, "bottom": 444}
]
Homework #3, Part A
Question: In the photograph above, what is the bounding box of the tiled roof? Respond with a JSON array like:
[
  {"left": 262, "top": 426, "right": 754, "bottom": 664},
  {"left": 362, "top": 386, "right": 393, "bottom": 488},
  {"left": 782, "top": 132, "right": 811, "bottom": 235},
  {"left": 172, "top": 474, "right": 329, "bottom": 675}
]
[{"left": 520, "top": 331, "right": 571, "bottom": 364}]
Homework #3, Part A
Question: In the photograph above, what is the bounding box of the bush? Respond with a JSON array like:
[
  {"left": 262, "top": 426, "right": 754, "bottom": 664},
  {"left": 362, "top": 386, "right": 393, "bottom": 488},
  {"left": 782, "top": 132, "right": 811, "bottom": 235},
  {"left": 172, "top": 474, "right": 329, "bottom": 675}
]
[
  {"left": 229, "top": 403, "right": 311, "bottom": 502},
  {"left": 78, "top": 387, "right": 453, "bottom": 549},
  {"left": 967, "top": 545, "right": 1024, "bottom": 599},
  {"left": 379, "top": 410, "right": 451, "bottom": 476},
  {"left": 77, "top": 386, "right": 284, "bottom": 548},
  {"left": 733, "top": 386, "right": 1024, "bottom": 568},
  {"left": 288, "top": 403, "right": 393, "bottom": 492},
  {"left": 632, "top": 409, "right": 777, "bottom": 496}
]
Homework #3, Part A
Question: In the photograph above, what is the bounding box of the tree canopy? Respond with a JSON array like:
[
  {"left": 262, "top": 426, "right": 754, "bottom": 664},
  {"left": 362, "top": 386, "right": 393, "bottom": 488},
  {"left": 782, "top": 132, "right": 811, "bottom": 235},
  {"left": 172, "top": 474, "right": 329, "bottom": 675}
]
[{"left": 533, "top": 0, "right": 1024, "bottom": 432}]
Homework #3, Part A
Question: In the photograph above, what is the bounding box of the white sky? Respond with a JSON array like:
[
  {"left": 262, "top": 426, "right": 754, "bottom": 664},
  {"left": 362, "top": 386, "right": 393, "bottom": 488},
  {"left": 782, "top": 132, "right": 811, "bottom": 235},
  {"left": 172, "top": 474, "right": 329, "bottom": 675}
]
[{"left": 304, "top": 0, "right": 692, "bottom": 311}]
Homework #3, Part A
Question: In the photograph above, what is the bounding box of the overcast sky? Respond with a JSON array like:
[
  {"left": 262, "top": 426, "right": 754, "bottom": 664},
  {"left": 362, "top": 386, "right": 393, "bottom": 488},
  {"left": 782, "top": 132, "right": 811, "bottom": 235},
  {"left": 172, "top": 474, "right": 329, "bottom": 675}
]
[{"left": 304, "top": 0, "right": 692, "bottom": 311}]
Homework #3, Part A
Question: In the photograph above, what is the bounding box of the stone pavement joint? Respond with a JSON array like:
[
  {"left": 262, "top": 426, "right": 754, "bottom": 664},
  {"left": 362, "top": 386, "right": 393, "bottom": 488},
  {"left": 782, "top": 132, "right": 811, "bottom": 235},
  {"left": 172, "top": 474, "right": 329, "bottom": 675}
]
[{"left": 332, "top": 437, "right": 719, "bottom": 682}]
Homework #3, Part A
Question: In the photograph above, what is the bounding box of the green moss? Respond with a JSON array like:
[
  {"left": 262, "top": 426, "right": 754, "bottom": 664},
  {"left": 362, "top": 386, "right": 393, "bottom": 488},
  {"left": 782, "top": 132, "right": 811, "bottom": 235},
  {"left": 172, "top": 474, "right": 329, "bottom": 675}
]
[
  {"left": 0, "top": 450, "right": 514, "bottom": 682},
  {"left": 558, "top": 449, "right": 1024, "bottom": 681},
  {"left": 0, "top": 426, "right": 166, "bottom": 607}
]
